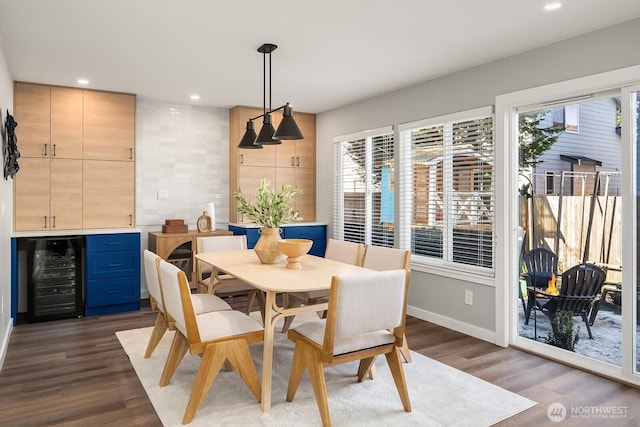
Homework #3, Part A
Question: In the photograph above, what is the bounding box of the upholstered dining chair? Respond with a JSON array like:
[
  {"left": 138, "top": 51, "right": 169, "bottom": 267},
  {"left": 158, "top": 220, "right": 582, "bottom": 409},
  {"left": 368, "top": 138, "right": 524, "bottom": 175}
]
[
  {"left": 157, "top": 259, "right": 264, "bottom": 424},
  {"left": 142, "top": 249, "right": 231, "bottom": 358},
  {"left": 286, "top": 269, "right": 412, "bottom": 427},
  {"left": 280, "top": 239, "right": 365, "bottom": 333},
  {"left": 195, "top": 235, "right": 264, "bottom": 316},
  {"left": 362, "top": 244, "right": 412, "bottom": 364}
]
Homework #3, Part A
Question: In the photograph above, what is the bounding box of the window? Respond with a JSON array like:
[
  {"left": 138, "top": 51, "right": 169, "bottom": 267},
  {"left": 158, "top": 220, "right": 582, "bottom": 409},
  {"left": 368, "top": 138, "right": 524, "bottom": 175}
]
[
  {"left": 545, "top": 171, "right": 555, "bottom": 195},
  {"left": 398, "top": 107, "right": 494, "bottom": 270},
  {"left": 552, "top": 104, "right": 579, "bottom": 133},
  {"left": 333, "top": 126, "right": 395, "bottom": 247}
]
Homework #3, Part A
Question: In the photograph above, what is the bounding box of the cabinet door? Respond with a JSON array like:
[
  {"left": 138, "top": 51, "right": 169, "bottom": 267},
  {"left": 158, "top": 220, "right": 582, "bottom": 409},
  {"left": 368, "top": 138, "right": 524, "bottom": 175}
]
[
  {"left": 14, "top": 157, "right": 50, "bottom": 231},
  {"left": 51, "top": 87, "right": 83, "bottom": 159},
  {"left": 295, "top": 167, "right": 315, "bottom": 221},
  {"left": 83, "top": 160, "right": 135, "bottom": 228},
  {"left": 13, "top": 83, "right": 50, "bottom": 158},
  {"left": 236, "top": 166, "right": 276, "bottom": 224},
  {"left": 293, "top": 112, "right": 316, "bottom": 169},
  {"left": 50, "top": 159, "right": 83, "bottom": 230},
  {"left": 83, "top": 91, "right": 135, "bottom": 161}
]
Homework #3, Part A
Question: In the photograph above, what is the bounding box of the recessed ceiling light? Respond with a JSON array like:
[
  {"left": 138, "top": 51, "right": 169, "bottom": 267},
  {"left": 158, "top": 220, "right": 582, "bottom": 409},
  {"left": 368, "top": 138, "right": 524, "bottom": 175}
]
[
  {"left": 190, "top": 94, "right": 200, "bottom": 101},
  {"left": 544, "top": 2, "right": 562, "bottom": 11},
  {"left": 77, "top": 78, "right": 89, "bottom": 85}
]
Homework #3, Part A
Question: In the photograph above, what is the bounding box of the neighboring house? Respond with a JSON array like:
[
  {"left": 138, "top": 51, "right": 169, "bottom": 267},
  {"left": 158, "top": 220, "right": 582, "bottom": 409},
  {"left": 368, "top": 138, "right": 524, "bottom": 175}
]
[{"left": 530, "top": 98, "right": 622, "bottom": 196}]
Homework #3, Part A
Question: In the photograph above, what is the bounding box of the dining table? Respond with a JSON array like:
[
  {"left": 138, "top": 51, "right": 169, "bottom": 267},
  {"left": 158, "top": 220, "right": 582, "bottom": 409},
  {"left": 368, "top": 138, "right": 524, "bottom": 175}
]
[{"left": 194, "top": 248, "right": 373, "bottom": 412}]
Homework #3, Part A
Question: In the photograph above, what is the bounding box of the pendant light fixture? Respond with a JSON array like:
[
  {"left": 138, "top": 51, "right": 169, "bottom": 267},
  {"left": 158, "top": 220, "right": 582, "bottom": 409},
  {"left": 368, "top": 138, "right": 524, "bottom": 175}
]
[{"left": 238, "top": 43, "right": 304, "bottom": 149}]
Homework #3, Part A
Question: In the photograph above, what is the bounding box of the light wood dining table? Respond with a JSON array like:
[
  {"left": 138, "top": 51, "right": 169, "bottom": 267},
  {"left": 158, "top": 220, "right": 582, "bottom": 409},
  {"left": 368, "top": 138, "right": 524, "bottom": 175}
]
[{"left": 194, "top": 249, "right": 372, "bottom": 412}]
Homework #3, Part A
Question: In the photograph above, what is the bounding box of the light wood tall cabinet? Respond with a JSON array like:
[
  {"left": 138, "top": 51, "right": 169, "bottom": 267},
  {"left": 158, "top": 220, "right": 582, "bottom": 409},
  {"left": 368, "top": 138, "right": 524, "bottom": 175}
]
[
  {"left": 229, "top": 105, "right": 316, "bottom": 224},
  {"left": 13, "top": 82, "right": 136, "bottom": 232}
]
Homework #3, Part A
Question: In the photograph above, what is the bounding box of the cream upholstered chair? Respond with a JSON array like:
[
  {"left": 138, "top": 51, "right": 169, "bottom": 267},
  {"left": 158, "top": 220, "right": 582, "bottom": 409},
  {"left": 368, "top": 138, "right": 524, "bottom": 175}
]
[
  {"left": 157, "top": 259, "right": 264, "bottom": 424},
  {"left": 286, "top": 269, "right": 412, "bottom": 427},
  {"left": 195, "top": 235, "right": 264, "bottom": 316},
  {"left": 362, "top": 244, "right": 412, "bottom": 364},
  {"left": 143, "top": 249, "right": 231, "bottom": 358},
  {"left": 281, "top": 239, "right": 364, "bottom": 333}
]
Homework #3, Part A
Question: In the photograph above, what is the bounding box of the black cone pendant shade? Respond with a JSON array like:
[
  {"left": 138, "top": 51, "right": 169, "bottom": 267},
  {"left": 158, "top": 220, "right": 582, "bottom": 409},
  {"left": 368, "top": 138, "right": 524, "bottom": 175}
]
[
  {"left": 238, "top": 120, "right": 262, "bottom": 149},
  {"left": 255, "top": 113, "right": 281, "bottom": 145},
  {"left": 274, "top": 103, "right": 303, "bottom": 140}
]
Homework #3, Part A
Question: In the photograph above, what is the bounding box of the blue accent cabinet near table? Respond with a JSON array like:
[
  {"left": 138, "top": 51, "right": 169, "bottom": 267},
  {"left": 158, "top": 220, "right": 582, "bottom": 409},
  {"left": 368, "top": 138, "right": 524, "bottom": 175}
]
[
  {"left": 228, "top": 223, "right": 327, "bottom": 257},
  {"left": 85, "top": 232, "right": 140, "bottom": 316}
]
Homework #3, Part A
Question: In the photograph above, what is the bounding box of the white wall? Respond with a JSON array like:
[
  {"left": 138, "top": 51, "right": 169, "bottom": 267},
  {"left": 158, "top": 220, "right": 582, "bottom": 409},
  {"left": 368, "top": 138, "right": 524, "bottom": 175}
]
[
  {"left": 135, "top": 100, "right": 229, "bottom": 297},
  {"left": 0, "top": 42, "right": 14, "bottom": 370},
  {"left": 316, "top": 18, "right": 640, "bottom": 342}
]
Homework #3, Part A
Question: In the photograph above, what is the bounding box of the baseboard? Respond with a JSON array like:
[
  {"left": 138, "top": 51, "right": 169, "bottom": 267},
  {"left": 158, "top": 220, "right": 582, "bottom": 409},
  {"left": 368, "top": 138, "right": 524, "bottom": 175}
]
[
  {"left": 407, "top": 305, "right": 500, "bottom": 345},
  {"left": 0, "top": 316, "right": 13, "bottom": 373}
]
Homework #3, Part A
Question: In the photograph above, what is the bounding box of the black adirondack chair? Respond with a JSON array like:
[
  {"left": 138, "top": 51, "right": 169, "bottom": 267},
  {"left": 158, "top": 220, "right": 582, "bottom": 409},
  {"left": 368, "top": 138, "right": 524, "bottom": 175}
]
[
  {"left": 535, "top": 263, "right": 606, "bottom": 339},
  {"left": 523, "top": 248, "right": 558, "bottom": 325}
]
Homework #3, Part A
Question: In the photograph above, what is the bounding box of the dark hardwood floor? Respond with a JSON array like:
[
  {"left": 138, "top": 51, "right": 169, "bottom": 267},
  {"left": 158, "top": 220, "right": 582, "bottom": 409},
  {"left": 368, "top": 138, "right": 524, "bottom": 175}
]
[{"left": 1, "top": 298, "right": 640, "bottom": 426}]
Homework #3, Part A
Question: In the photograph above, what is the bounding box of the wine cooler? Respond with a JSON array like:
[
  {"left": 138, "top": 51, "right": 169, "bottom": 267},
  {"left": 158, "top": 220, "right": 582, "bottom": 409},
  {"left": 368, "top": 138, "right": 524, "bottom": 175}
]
[{"left": 27, "top": 237, "right": 84, "bottom": 323}]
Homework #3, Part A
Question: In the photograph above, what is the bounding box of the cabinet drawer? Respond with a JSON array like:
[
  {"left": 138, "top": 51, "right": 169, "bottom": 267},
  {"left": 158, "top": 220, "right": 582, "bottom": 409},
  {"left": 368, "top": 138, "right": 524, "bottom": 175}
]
[
  {"left": 86, "top": 276, "right": 140, "bottom": 307},
  {"left": 86, "top": 251, "right": 140, "bottom": 279},
  {"left": 86, "top": 232, "right": 139, "bottom": 253},
  {"left": 283, "top": 225, "right": 326, "bottom": 240}
]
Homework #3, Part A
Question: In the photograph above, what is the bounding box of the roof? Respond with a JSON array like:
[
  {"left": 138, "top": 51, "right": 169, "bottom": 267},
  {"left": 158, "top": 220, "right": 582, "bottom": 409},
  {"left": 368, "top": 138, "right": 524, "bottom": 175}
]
[{"left": 560, "top": 155, "right": 602, "bottom": 166}]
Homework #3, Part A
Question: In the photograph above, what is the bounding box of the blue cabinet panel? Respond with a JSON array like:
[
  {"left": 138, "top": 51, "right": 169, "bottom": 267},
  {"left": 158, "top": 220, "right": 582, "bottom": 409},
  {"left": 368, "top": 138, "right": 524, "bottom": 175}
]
[
  {"left": 229, "top": 224, "right": 327, "bottom": 257},
  {"left": 86, "top": 232, "right": 140, "bottom": 316}
]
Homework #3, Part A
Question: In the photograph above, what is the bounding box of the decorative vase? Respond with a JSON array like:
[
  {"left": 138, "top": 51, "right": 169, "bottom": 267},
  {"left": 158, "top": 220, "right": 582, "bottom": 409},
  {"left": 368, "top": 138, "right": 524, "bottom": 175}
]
[
  {"left": 254, "top": 227, "right": 283, "bottom": 264},
  {"left": 196, "top": 211, "right": 212, "bottom": 232}
]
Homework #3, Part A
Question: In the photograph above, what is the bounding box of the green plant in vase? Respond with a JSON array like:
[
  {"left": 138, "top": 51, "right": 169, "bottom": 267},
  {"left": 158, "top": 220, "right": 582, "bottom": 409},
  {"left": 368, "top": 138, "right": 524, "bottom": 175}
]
[{"left": 235, "top": 179, "right": 301, "bottom": 263}]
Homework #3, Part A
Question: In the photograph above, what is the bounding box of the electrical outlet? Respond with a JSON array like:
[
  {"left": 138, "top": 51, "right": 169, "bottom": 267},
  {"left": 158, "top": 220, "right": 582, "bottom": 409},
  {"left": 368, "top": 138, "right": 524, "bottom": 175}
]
[
  {"left": 157, "top": 190, "right": 169, "bottom": 200},
  {"left": 464, "top": 290, "right": 473, "bottom": 306}
]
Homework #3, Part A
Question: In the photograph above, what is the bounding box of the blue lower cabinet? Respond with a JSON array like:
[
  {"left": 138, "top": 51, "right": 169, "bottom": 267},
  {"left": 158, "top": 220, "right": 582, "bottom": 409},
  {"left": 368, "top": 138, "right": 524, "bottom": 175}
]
[
  {"left": 86, "top": 232, "right": 140, "bottom": 316},
  {"left": 229, "top": 224, "right": 327, "bottom": 257}
]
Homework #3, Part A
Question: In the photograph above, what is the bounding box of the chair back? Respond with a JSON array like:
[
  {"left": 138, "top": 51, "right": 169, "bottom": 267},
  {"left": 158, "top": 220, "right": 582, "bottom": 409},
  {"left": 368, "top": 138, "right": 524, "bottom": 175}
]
[
  {"left": 143, "top": 249, "right": 164, "bottom": 311},
  {"left": 197, "top": 235, "right": 247, "bottom": 253},
  {"left": 523, "top": 247, "right": 558, "bottom": 288},
  {"left": 362, "top": 245, "right": 410, "bottom": 271},
  {"left": 324, "top": 239, "right": 364, "bottom": 266},
  {"left": 559, "top": 263, "right": 606, "bottom": 313},
  {"left": 158, "top": 259, "right": 198, "bottom": 341},
  {"left": 324, "top": 269, "right": 408, "bottom": 352}
]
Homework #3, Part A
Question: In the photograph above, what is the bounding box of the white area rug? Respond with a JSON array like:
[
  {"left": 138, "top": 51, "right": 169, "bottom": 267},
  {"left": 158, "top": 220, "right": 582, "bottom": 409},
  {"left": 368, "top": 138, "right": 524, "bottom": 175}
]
[{"left": 117, "top": 315, "right": 535, "bottom": 426}]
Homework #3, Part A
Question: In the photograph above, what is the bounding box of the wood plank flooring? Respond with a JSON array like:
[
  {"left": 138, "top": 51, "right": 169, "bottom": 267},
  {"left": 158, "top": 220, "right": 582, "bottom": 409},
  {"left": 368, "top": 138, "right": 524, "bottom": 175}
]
[{"left": 1, "top": 298, "right": 639, "bottom": 426}]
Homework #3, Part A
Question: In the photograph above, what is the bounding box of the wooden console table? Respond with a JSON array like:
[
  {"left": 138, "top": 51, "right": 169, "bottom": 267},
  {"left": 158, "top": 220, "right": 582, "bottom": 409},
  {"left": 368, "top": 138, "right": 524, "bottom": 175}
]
[{"left": 148, "top": 229, "right": 232, "bottom": 287}]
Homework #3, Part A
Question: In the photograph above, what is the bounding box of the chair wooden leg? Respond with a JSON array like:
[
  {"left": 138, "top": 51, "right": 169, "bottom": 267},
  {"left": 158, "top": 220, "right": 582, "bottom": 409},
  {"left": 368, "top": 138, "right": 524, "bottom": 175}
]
[
  {"left": 286, "top": 341, "right": 306, "bottom": 402},
  {"left": 245, "top": 290, "right": 257, "bottom": 315},
  {"left": 226, "top": 340, "right": 262, "bottom": 402},
  {"left": 384, "top": 348, "right": 412, "bottom": 413},
  {"left": 182, "top": 343, "right": 228, "bottom": 424},
  {"left": 399, "top": 333, "right": 412, "bottom": 363},
  {"left": 302, "top": 342, "right": 331, "bottom": 427},
  {"left": 257, "top": 291, "right": 266, "bottom": 321},
  {"left": 582, "top": 313, "right": 594, "bottom": 339},
  {"left": 357, "top": 357, "right": 376, "bottom": 382},
  {"left": 159, "top": 331, "right": 189, "bottom": 387},
  {"left": 144, "top": 312, "right": 168, "bottom": 358},
  {"left": 281, "top": 297, "right": 304, "bottom": 333}
]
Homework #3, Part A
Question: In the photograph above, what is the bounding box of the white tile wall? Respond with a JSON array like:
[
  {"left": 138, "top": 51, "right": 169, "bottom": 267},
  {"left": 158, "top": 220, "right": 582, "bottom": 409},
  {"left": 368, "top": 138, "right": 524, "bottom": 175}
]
[{"left": 135, "top": 100, "right": 229, "bottom": 232}]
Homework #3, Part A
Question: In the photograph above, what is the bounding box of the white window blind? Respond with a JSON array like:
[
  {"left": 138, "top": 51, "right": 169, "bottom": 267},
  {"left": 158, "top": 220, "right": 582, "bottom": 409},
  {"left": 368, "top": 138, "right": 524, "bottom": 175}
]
[
  {"left": 398, "top": 107, "right": 494, "bottom": 270},
  {"left": 333, "top": 127, "right": 395, "bottom": 247}
]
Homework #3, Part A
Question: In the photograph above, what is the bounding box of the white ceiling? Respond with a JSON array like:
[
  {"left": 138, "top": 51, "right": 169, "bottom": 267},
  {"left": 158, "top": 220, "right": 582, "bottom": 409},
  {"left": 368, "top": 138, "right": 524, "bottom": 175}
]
[{"left": 1, "top": 0, "right": 639, "bottom": 114}]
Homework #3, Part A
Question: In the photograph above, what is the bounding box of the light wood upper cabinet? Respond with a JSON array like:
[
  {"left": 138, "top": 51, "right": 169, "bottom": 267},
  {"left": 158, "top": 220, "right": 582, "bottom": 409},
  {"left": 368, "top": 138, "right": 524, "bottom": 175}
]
[
  {"left": 14, "top": 157, "right": 50, "bottom": 231},
  {"left": 83, "top": 160, "right": 135, "bottom": 228},
  {"left": 50, "top": 159, "right": 83, "bottom": 230},
  {"left": 229, "top": 105, "right": 316, "bottom": 224},
  {"left": 51, "top": 87, "right": 83, "bottom": 159},
  {"left": 13, "top": 82, "right": 50, "bottom": 158},
  {"left": 83, "top": 91, "right": 135, "bottom": 161}
]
